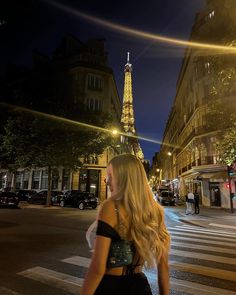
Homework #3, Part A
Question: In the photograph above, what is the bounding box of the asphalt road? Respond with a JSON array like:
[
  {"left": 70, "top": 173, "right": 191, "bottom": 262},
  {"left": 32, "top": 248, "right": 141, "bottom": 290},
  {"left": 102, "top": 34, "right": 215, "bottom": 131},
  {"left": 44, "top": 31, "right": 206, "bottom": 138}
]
[{"left": 0, "top": 204, "right": 236, "bottom": 295}]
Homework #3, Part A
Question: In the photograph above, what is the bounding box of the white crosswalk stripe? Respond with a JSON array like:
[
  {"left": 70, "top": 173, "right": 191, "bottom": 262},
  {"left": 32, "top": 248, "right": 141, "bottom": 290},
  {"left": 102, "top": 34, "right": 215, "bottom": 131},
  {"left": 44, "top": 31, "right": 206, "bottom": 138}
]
[
  {"left": 168, "top": 226, "right": 236, "bottom": 238},
  {"left": 171, "top": 241, "right": 236, "bottom": 254},
  {"left": 17, "top": 224, "right": 236, "bottom": 295},
  {"left": 169, "top": 230, "right": 235, "bottom": 242},
  {"left": 174, "top": 225, "right": 236, "bottom": 237},
  {"left": 170, "top": 233, "right": 235, "bottom": 247},
  {"left": 18, "top": 266, "right": 83, "bottom": 294}
]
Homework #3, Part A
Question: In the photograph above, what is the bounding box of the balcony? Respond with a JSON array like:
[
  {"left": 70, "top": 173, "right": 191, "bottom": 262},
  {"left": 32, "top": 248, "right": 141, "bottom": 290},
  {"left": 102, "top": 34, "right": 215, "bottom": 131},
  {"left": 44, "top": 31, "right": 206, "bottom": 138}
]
[{"left": 181, "top": 129, "right": 196, "bottom": 147}]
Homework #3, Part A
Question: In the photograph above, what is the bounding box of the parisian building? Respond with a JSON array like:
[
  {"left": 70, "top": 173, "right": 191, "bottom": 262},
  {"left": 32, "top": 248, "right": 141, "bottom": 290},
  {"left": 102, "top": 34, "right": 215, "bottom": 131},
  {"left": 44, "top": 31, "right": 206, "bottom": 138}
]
[
  {"left": 0, "top": 34, "right": 122, "bottom": 201},
  {"left": 158, "top": 0, "right": 236, "bottom": 209}
]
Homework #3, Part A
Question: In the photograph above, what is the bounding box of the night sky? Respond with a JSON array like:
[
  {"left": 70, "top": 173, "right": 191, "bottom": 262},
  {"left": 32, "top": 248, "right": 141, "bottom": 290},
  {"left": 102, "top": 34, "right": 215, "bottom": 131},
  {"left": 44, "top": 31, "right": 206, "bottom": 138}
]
[{"left": 0, "top": 0, "right": 205, "bottom": 161}]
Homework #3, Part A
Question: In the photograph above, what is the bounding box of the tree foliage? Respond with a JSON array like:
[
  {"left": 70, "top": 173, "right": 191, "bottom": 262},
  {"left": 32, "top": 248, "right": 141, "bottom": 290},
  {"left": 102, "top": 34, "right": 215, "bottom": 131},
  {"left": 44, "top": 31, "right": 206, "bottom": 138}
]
[
  {"left": 217, "top": 113, "right": 236, "bottom": 165},
  {"left": 0, "top": 110, "right": 114, "bottom": 204},
  {"left": 207, "top": 40, "right": 236, "bottom": 165}
]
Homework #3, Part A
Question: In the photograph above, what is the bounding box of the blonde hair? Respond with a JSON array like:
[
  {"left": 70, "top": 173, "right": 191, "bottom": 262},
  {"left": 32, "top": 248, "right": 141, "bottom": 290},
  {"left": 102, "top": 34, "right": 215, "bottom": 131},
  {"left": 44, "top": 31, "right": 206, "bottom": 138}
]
[{"left": 109, "top": 154, "right": 170, "bottom": 268}]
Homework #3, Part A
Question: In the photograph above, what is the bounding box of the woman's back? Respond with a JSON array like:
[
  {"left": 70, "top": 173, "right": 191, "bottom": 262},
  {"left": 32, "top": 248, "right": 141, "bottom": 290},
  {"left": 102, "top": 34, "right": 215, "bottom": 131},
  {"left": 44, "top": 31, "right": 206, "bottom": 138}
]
[{"left": 81, "top": 154, "right": 170, "bottom": 295}]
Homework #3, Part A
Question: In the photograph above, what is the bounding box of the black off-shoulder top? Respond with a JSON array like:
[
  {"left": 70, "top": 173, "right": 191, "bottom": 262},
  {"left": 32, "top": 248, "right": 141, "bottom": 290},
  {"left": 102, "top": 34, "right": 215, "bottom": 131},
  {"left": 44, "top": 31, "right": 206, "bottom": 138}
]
[{"left": 96, "top": 219, "right": 122, "bottom": 242}]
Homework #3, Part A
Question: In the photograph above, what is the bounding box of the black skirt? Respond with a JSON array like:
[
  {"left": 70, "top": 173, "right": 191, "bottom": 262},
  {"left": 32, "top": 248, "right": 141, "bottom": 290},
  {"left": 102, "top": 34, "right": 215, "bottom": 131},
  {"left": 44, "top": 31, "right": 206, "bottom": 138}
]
[{"left": 94, "top": 272, "right": 153, "bottom": 295}]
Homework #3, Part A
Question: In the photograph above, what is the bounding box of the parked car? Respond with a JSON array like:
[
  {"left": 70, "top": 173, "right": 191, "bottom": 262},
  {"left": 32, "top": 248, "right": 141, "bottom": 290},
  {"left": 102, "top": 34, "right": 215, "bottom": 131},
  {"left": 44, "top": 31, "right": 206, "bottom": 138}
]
[
  {"left": 16, "top": 189, "right": 37, "bottom": 201},
  {"left": 158, "top": 191, "right": 175, "bottom": 206},
  {"left": 0, "top": 191, "right": 20, "bottom": 208},
  {"left": 28, "top": 190, "right": 63, "bottom": 205},
  {"left": 60, "top": 190, "right": 98, "bottom": 210}
]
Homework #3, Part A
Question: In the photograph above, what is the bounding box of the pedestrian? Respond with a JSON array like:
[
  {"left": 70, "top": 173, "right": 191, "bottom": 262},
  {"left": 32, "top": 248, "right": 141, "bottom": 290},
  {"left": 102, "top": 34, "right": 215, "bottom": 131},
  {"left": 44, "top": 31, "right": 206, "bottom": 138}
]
[
  {"left": 81, "top": 154, "right": 170, "bottom": 295},
  {"left": 187, "top": 191, "right": 195, "bottom": 214},
  {"left": 194, "top": 190, "right": 200, "bottom": 214},
  {"left": 185, "top": 194, "right": 189, "bottom": 214}
]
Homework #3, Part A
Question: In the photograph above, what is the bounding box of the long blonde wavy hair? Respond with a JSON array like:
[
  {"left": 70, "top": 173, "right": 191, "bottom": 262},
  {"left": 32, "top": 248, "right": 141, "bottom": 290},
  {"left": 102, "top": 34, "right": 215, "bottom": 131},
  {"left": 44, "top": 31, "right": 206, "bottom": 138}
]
[{"left": 109, "top": 154, "right": 170, "bottom": 268}]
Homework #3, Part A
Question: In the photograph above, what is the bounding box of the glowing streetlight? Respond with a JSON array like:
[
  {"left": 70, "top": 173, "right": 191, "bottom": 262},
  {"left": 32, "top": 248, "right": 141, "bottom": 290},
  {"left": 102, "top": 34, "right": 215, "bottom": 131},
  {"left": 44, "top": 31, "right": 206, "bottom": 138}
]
[
  {"left": 111, "top": 129, "right": 118, "bottom": 135},
  {"left": 156, "top": 168, "right": 160, "bottom": 172},
  {"left": 167, "top": 152, "right": 172, "bottom": 156}
]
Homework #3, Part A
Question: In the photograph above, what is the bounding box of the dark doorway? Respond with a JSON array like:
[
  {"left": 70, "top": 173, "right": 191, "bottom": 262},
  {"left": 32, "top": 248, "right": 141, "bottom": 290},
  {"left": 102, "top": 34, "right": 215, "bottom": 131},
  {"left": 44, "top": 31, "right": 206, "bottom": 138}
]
[
  {"left": 209, "top": 182, "right": 221, "bottom": 207},
  {"left": 79, "top": 169, "right": 100, "bottom": 198}
]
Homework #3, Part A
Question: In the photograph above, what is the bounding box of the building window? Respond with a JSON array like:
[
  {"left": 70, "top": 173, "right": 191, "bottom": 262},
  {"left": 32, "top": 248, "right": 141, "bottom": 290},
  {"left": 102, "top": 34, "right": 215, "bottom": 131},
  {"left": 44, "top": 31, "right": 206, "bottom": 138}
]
[
  {"left": 16, "top": 172, "right": 23, "bottom": 189},
  {"left": 205, "top": 10, "right": 215, "bottom": 22},
  {"left": 32, "top": 170, "right": 40, "bottom": 189},
  {"left": 86, "top": 98, "right": 101, "bottom": 111},
  {"left": 84, "top": 155, "right": 98, "bottom": 165},
  {"left": 87, "top": 74, "right": 103, "bottom": 90},
  {"left": 204, "top": 62, "right": 211, "bottom": 74},
  {"left": 209, "top": 10, "right": 215, "bottom": 19},
  {"left": 23, "top": 170, "right": 30, "bottom": 189},
  {"left": 41, "top": 170, "right": 48, "bottom": 189},
  {"left": 52, "top": 169, "right": 59, "bottom": 190},
  {"left": 62, "top": 169, "right": 70, "bottom": 190}
]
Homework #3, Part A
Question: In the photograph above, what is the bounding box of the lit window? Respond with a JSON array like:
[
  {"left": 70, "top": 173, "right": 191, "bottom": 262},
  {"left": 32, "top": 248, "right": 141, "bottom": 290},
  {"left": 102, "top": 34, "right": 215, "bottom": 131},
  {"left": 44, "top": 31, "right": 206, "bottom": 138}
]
[
  {"left": 87, "top": 74, "right": 103, "bottom": 90},
  {"left": 204, "top": 62, "right": 211, "bottom": 74},
  {"left": 209, "top": 10, "right": 215, "bottom": 19}
]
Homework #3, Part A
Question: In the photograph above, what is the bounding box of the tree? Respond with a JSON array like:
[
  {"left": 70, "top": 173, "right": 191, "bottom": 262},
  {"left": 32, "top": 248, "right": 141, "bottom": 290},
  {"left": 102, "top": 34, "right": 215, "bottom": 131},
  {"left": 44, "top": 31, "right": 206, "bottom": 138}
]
[
  {"left": 1, "top": 110, "right": 114, "bottom": 205},
  {"left": 216, "top": 113, "right": 236, "bottom": 165},
  {"left": 206, "top": 39, "right": 236, "bottom": 164}
]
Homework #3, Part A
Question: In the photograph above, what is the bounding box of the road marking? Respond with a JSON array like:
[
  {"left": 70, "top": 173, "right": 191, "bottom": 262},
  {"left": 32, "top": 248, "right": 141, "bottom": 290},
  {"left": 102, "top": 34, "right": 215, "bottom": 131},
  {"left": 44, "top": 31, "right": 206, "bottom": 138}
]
[
  {"left": 18, "top": 266, "right": 83, "bottom": 294},
  {"left": 171, "top": 249, "right": 236, "bottom": 265},
  {"left": 168, "top": 225, "right": 236, "bottom": 241},
  {"left": 146, "top": 272, "right": 236, "bottom": 295},
  {"left": 170, "top": 277, "right": 236, "bottom": 295},
  {"left": 17, "top": 253, "right": 236, "bottom": 295},
  {"left": 168, "top": 227, "right": 236, "bottom": 239},
  {"left": 209, "top": 223, "right": 236, "bottom": 230},
  {"left": 62, "top": 256, "right": 90, "bottom": 268},
  {"left": 169, "top": 231, "right": 236, "bottom": 243},
  {"left": 176, "top": 224, "right": 236, "bottom": 236},
  {"left": 63, "top": 255, "right": 236, "bottom": 280},
  {"left": 169, "top": 260, "right": 236, "bottom": 282},
  {"left": 171, "top": 241, "right": 236, "bottom": 254},
  {"left": 0, "top": 287, "right": 21, "bottom": 295},
  {"left": 62, "top": 255, "right": 90, "bottom": 267}
]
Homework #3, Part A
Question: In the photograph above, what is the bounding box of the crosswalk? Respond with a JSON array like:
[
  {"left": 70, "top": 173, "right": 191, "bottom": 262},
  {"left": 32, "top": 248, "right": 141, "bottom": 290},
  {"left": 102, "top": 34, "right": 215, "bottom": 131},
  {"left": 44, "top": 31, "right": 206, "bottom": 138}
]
[{"left": 3, "top": 224, "right": 236, "bottom": 295}]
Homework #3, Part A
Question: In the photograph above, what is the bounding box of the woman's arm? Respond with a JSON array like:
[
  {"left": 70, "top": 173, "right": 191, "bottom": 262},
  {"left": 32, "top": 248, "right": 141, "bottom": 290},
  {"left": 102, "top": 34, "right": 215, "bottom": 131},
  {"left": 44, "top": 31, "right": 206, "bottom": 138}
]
[
  {"left": 157, "top": 250, "right": 169, "bottom": 295},
  {"left": 80, "top": 200, "right": 115, "bottom": 295},
  {"left": 80, "top": 235, "right": 111, "bottom": 295}
]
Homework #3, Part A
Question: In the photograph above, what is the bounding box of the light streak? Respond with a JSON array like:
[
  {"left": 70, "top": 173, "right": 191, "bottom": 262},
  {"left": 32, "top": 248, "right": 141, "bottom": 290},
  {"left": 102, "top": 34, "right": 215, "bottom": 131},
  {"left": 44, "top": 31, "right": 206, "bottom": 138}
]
[
  {"left": 0, "top": 102, "right": 178, "bottom": 148},
  {"left": 44, "top": 0, "right": 236, "bottom": 54}
]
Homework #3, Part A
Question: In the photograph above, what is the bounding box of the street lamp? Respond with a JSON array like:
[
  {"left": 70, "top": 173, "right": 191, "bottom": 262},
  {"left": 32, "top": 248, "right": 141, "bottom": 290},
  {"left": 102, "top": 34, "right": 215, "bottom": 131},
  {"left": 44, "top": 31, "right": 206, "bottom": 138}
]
[
  {"left": 167, "top": 152, "right": 172, "bottom": 156},
  {"left": 111, "top": 129, "right": 118, "bottom": 135}
]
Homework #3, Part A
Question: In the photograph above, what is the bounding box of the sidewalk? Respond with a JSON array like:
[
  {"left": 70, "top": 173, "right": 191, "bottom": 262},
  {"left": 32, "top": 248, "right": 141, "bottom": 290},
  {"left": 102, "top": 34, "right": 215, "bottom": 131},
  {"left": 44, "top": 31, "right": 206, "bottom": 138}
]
[{"left": 173, "top": 205, "right": 236, "bottom": 232}]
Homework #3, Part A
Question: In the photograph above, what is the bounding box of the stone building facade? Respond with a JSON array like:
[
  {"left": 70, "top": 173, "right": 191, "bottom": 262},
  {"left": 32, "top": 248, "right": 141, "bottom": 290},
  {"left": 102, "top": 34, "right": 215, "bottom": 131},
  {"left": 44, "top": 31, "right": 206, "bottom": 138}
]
[
  {"left": 0, "top": 35, "right": 122, "bottom": 201},
  {"left": 158, "top": 0, "right": 236, "bottom": 208}
]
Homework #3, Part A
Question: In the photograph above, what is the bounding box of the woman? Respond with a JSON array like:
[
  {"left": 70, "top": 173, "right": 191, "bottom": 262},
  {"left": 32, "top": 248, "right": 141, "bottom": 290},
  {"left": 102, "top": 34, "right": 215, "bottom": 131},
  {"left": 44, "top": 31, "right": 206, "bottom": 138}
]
[{"left": 81, "top": 154, "right": 170, "bottom": 295}]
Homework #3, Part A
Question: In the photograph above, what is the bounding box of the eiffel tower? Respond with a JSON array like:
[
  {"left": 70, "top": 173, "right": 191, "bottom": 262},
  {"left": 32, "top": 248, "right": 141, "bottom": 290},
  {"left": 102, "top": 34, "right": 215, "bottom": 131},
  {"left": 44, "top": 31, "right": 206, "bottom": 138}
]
[{"left": 121, "top": 52, "right": 144, "bottom": 160}]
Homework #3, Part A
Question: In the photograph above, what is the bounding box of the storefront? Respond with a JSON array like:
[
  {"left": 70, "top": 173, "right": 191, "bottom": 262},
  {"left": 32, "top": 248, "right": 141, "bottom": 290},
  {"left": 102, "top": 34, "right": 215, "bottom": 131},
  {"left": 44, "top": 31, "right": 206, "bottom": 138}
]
[{"left": 79, "top": 169, "right": 101, "bottom": 198}]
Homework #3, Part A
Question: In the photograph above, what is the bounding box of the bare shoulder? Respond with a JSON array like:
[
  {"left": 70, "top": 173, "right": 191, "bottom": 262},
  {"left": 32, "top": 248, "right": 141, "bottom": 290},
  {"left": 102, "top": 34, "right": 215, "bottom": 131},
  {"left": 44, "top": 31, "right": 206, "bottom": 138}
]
[{"left": 98, "top": 198, "right": 116, "bottom": 227}]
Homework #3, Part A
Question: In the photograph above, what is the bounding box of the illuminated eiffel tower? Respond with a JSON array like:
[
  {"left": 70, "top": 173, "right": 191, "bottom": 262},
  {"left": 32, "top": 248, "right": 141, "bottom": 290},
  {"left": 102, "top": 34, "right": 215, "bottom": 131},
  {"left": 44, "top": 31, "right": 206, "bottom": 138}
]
[{"left": 121, "top": 52, "right": 144, "bottom": 160}]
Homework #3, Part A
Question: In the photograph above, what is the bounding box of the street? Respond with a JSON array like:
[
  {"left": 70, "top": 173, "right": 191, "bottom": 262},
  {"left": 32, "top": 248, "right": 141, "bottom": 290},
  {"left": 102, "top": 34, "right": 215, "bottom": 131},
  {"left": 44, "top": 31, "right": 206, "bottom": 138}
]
[{"left": 0, "top": 204, "right": 236, "bottom": 295}]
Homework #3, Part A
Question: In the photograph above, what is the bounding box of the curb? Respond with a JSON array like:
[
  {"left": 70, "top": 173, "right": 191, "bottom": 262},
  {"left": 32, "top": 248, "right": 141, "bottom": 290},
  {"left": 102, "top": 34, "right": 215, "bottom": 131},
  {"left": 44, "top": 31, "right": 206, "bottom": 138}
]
[{"left": 19, "top": 204, "right": 62, "bottom": 210}]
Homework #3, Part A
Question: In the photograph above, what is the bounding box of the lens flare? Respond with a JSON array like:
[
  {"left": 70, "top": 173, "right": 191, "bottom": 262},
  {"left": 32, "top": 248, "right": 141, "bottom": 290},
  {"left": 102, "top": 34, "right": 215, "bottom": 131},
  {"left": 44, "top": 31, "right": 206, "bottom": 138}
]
[
  {"left": 44, "top": 0, "right": 236, "bottom": 54},
  {"left": 0, "top": 102, "right": 177, "bottom": 148}
]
